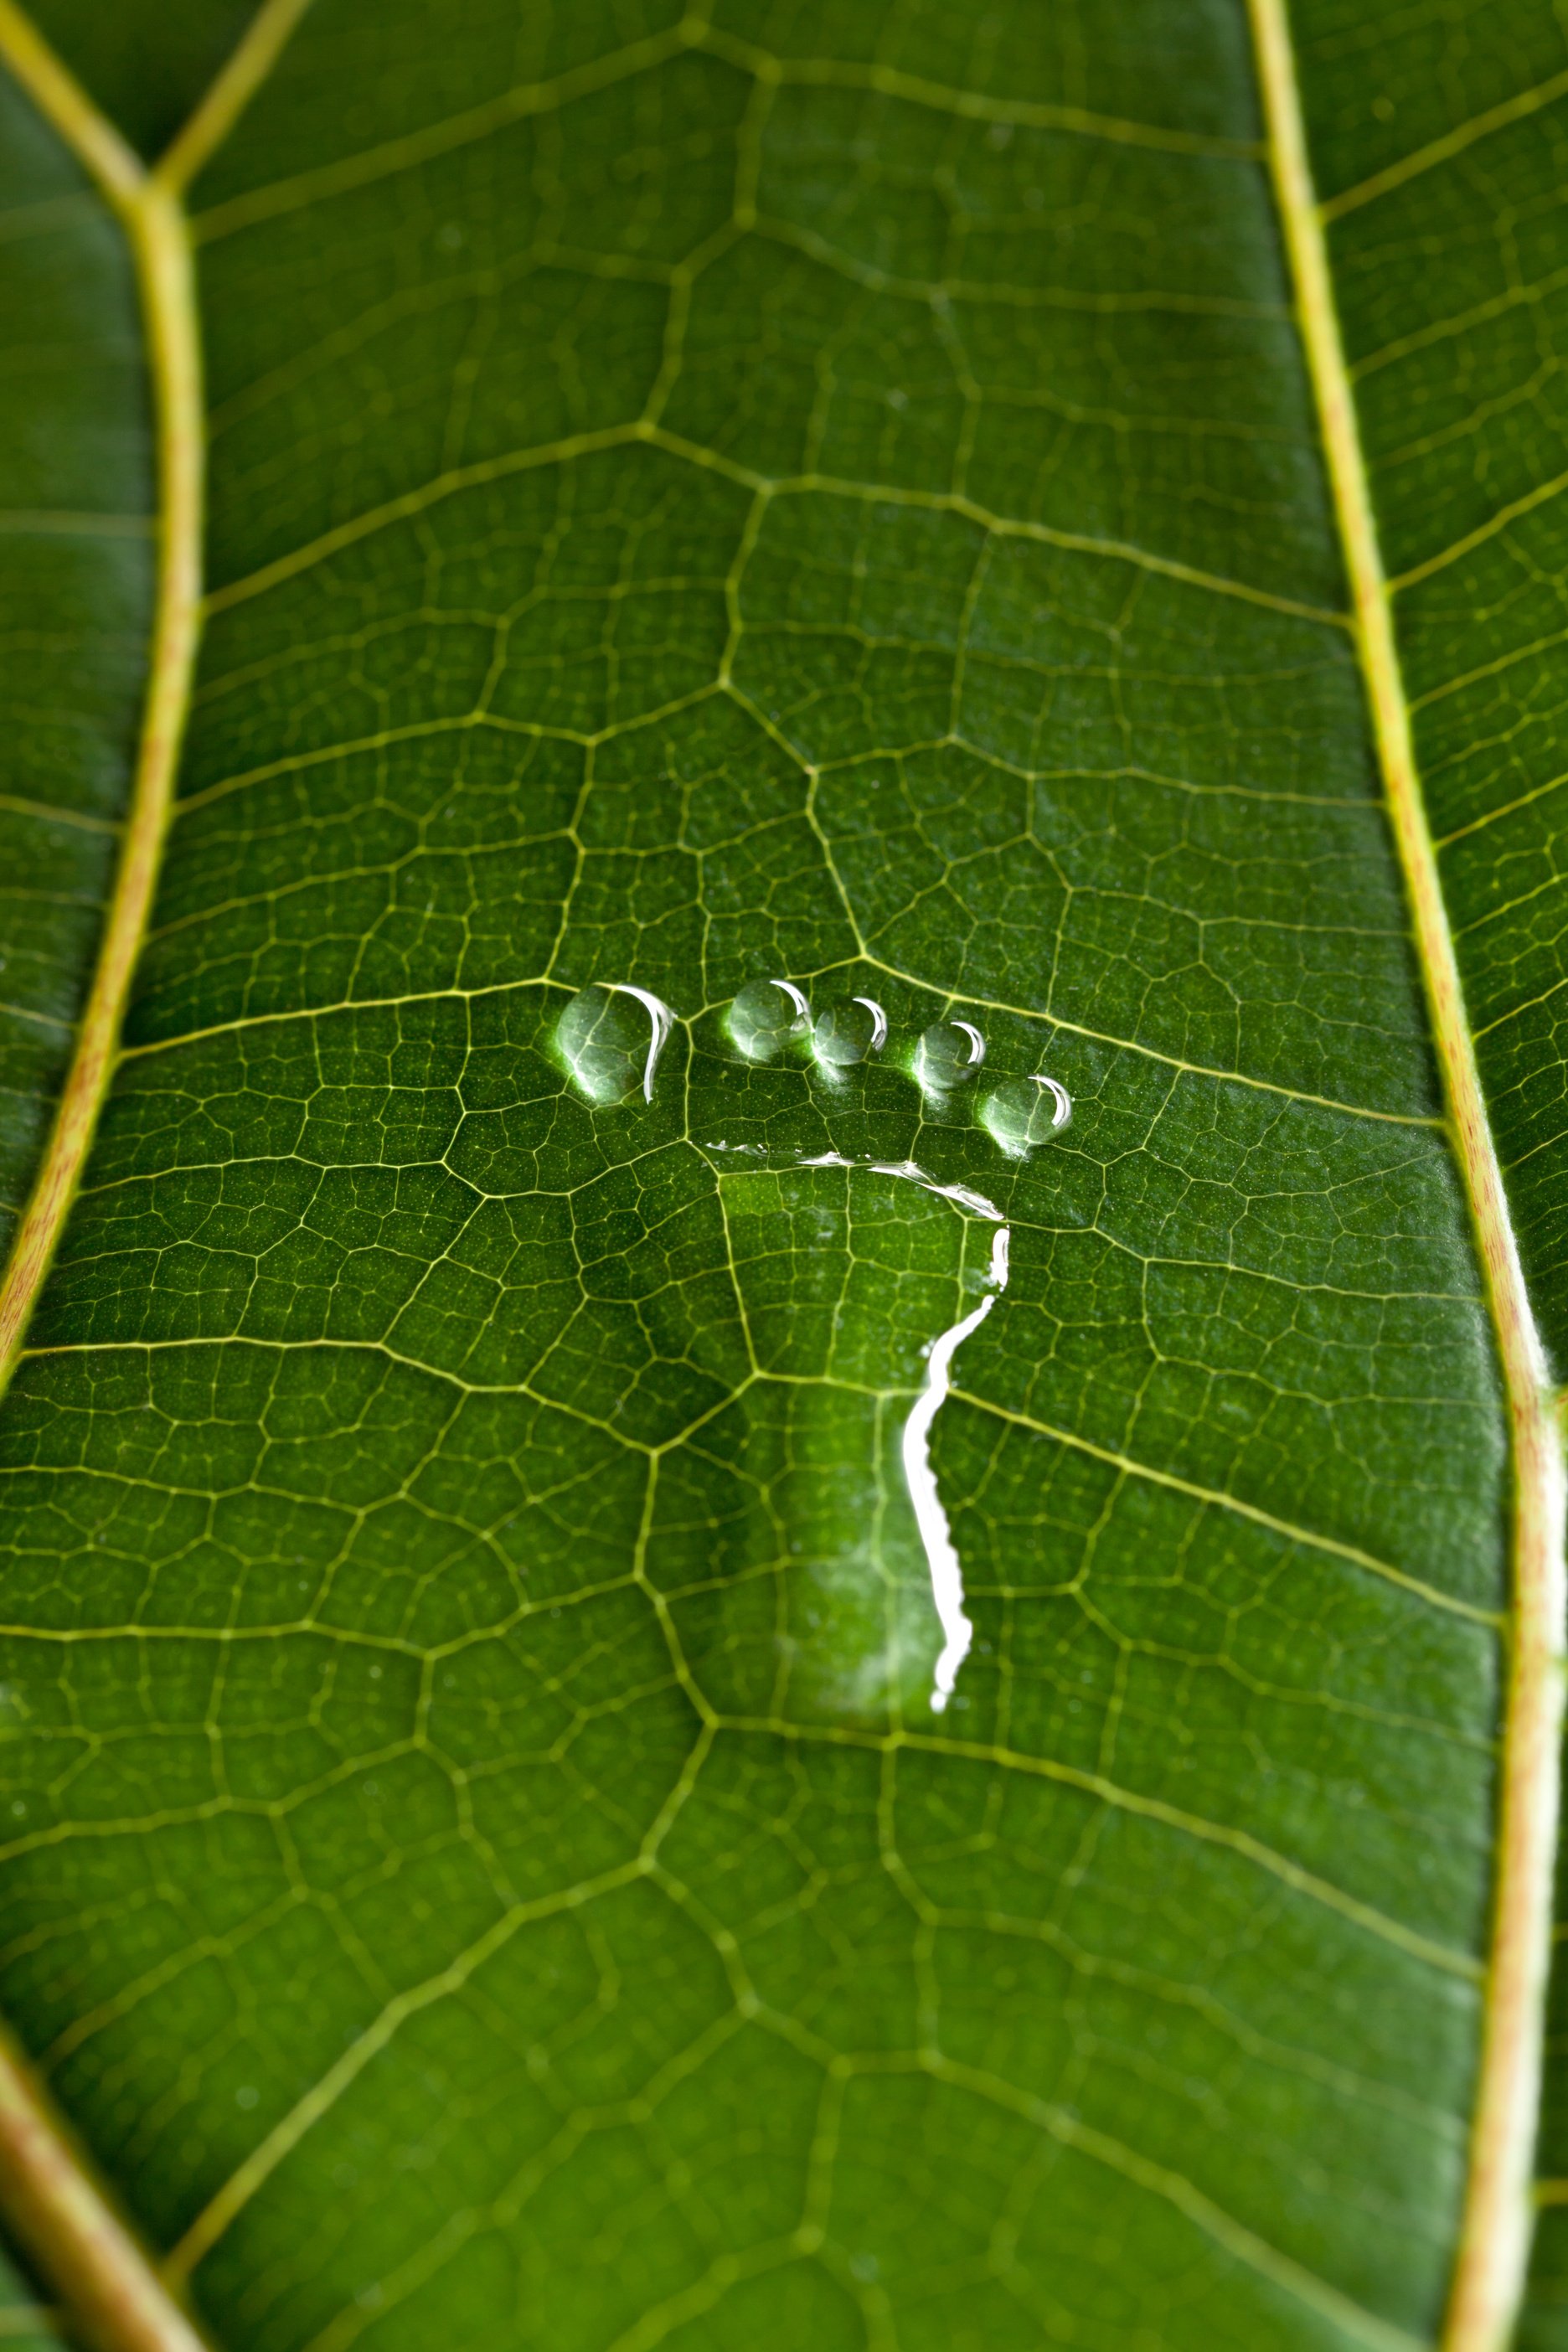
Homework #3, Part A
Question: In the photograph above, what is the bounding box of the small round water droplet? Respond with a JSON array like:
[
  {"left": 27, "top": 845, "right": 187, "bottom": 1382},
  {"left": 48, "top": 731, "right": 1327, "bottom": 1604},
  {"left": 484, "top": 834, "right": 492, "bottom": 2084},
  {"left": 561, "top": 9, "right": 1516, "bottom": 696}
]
[
  {"left": 813, "top": 996, "right": 887, "bottom": 1067},
  {"left": 980, "top": 1075, "right": 1072, "bottom": 1157},
  {"left": 729, "top": 978, "right": 809, "bottom": 1061},
  {"left": 556, "top": 983, "right": 672, "bottom": 1103},
  {"left": 914, "top": 1019, "right": 986, "bottom": 1092}
]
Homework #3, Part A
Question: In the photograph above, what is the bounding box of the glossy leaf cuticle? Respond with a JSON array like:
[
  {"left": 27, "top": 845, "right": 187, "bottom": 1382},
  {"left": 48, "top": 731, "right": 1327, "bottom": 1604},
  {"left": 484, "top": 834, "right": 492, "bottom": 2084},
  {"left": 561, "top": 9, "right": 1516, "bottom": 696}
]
[{"left": 0, "top": 2, "right": 1561, "bottom": 2349}]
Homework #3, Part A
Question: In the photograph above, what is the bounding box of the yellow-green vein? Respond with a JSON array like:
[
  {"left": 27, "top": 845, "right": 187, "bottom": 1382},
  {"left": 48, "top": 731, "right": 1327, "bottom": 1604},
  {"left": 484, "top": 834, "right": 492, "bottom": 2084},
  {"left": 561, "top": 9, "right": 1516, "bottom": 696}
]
[
  {"left": 0, "top": 13, "right": 312, "bottom": 2352},
  {"left": 1247, "top": 5, "right": 1568, "bottom": 2350},
  {"left": 0, "top": 16, "right": 197, "bottom": 1404}
]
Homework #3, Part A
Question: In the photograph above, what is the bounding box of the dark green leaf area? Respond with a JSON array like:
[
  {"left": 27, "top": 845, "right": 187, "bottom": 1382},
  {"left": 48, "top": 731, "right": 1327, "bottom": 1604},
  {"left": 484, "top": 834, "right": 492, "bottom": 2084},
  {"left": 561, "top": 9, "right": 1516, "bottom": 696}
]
[
  {"left": 188, "top": 4, "right": 1308, "bottom": 600},
  {"left": 0, "top": 4, "right": 1524, "bottom": 2349},
  {"left": 183, "top": 0, "right": 1260, "bottom": 240},
  {"left": 1299, "top": 0, "right": 1568, "bottom": 1363},
  {"left": 0, "top": 72, "right": 151, "bottom": 1252},
  {"left": 1289, "top": 9, "right": 1568, "bottom": 2323},
  {"left": 1295, "top": 0, "right": 1568, "bottom": 207},
  {"left": 177, "top": 487, "right": 1434, "bottom": 1117},
  {"left": 1527, "top": 1817, "right": 1568, "bottom": 2347},
  {"left": 23, "top": 0, "right": 260, "bottom": 158},
  {"left": 184, "top": 13, "right": 1329, "bottom": 582},
  {"left": 0, "top": 2234, "right": 66, "bottom": 2352},
  {"left": 4, "top": 996, "right": 1503, "bottom": 2344},
  {"left": 129, "top": 729, "right": 585, "bottom": 1049}
]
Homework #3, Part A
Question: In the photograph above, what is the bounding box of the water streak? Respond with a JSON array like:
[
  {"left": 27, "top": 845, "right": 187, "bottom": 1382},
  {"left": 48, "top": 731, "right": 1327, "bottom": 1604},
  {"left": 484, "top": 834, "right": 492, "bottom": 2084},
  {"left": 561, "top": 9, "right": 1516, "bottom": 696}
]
[
  {"left": 905, "top": 1216, "right": 1010, "bottom": 1713},
  {"left": 797, "top": 1151, "right": 1004, "bottom": 1226},
  {"left": 709, "top": 1143, "right": 1008, "bottom": 1715}
]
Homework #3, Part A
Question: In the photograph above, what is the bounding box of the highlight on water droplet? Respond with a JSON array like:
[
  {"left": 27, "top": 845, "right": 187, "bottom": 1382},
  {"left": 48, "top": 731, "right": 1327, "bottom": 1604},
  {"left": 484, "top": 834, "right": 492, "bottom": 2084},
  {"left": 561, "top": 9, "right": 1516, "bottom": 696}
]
[
  {"left": 555, "top": 982, "right": 674, "bottom": 1104},
  {"left": 979, "top": 1073, "right": 1072, "bottom": 1158},
  {"left": 812, "top": 995, "right": 887, "bottom": 1068},
  {"left": 728, "top": 977, "right": 810, "bottom": 1061},
  {"left": 913, "top": 1019, "right": 986, "bottom": 1095}
]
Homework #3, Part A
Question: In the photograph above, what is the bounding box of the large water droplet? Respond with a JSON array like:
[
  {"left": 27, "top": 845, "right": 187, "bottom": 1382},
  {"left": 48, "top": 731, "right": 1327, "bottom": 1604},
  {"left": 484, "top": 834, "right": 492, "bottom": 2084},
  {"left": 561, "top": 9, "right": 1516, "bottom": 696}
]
[
  {"left": 980, "top": 1075, "right": 1072, "bottom": 1157},
  {"left": 813, "top": 996, "right": 887, "bottom": 1068},
  {"left": 913, "top": 1019, "right": 986, "bottom": 1093},
  {"left": 729, "top": 977, "right": 810, "bottom": 1061},
  {"left": 556, "top": 983, "right": 673, "bottom": 1103}
]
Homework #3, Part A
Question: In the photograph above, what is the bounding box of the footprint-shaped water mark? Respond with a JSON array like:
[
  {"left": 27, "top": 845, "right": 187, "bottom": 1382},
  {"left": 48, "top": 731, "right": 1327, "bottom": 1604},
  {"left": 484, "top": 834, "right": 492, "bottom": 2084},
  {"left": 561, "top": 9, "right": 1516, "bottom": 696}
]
[{"left": 555, "top": 979, "right": 1071, "bottom": 1720}]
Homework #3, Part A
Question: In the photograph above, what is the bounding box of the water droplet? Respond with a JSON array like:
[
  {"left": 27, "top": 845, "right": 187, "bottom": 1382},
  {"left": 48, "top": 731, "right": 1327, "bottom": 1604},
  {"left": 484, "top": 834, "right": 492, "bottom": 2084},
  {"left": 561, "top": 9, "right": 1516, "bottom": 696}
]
[
  {"left": 813, "top": 996, "right": 887, "bottom": 1067},
  {"left": 913, "top": 1019, "right": 986, "bottom": 1093},
  {"left": 556, "top": 983, "right": 673, "bottom": 1104},
  {"left": 729, "top": 977, "right": 809, "bottom": 1061},
  {"left": 980, "top": 1075, "right": 1072, "bottom": 1157}
]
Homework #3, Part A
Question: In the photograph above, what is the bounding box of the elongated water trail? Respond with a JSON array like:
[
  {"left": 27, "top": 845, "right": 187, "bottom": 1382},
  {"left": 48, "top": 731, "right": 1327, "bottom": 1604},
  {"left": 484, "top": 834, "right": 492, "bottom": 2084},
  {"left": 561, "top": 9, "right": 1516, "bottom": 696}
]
[
  {"left": 905, "top": 1220, "right": 1010, "bottom": 1712},
  {"left": 705, "top": 1142, "right": 1011, "bottom": 1715}
]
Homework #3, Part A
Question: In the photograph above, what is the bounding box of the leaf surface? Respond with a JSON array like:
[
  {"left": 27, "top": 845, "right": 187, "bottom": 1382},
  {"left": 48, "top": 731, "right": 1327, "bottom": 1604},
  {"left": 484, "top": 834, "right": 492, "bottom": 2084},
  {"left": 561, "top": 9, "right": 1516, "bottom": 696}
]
[
  {"left": 1, "top": 4, "right": 1565, "bottom": 2349},
  {"left": 0, "top": 57, "right": 150, "bottom": 1261},
  {"left": 0, "top": 2237, "right": 68, "bottom": 2352}
]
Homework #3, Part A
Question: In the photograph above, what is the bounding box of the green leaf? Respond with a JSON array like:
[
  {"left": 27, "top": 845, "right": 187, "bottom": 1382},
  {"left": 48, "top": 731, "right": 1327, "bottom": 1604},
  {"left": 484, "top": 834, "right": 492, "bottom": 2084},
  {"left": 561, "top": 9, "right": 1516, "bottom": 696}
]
[
  {"left": 0, "top": 54, "right": 151, "bottom": 1263},
  {"left": 0, "top": 2237, "right": 68, "bottom": 2352},
  {"left": 1, "top": 4, "right": 1566, "bottom": 2350},
  {"left": 23, "top": 0, "right": 258, "bottom": 162}
]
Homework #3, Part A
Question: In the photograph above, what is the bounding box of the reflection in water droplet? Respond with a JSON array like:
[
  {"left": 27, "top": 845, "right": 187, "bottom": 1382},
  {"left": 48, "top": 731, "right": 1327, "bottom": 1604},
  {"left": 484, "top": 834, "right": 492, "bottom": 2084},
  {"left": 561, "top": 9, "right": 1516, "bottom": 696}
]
[
  {"left": 556, "top": 983, "right": 674, "bottom": 1104},
  {"left": 813, "top": 996, "right": 887, "bottom": 1067},
  {"left": 729, "top": 977, "right": 810, "bottom": 1061},
  {"left": 980, "top": 1074, "right": 1073, "bottom": 1157},
  {"left": 913, "top": 1019, "right": 986, "bottom": 1093}
]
